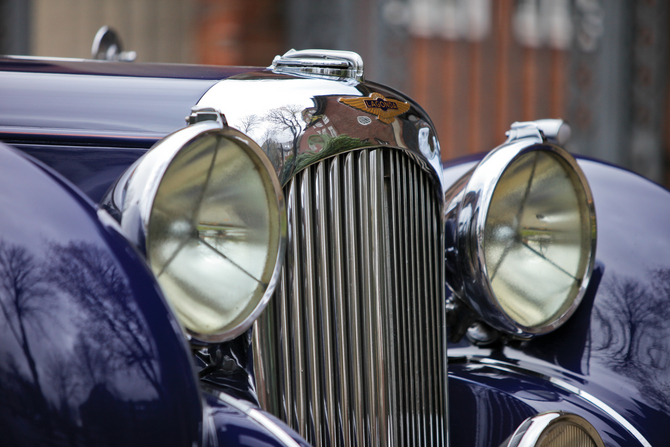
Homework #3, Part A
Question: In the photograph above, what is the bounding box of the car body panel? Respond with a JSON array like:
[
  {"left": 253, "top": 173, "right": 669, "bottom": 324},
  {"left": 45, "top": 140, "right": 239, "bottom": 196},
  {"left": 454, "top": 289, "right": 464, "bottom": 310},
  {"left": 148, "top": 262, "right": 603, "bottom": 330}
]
[{"left": 0, "top": 142, "right": 201, "bottom": 446}]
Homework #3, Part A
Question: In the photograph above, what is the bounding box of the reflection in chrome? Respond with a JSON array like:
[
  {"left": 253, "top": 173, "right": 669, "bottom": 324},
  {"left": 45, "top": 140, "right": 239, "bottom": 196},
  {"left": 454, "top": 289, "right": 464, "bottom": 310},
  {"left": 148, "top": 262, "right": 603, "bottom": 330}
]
[
  {"left": 505, "top": 411, "right": 604, "bottom": 447},
  {"left": 443, "top": 122, "right": 596, "bottom": 338},
  {"left": 255, "top": 148, "right": 447, "bottom": 447},
  {"left": 459, "top": 356, "right": 652, "bottom": 447},
  {"left": 104, "top": 114, "right": 286, "bottom": 343},
  {"left": 213, "top": 390, "right": 301, "bottom": 447},
  {"left": 194, "top": 71, "right": 445, "bottom": 195},
  {"left": 547, "top": 379, "right": 650, "bottom": 447},
  {"left": 271, "top": 49, "right": 365, "bottom": 81}
]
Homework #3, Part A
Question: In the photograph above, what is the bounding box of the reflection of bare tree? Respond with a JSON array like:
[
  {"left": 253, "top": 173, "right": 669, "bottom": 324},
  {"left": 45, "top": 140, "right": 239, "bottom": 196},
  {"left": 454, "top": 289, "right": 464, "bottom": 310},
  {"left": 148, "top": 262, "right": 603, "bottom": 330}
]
[
  {"left": 46, "top": 241, "right": 162, "bottom": 398},
  {"left": 592, "top": 270, "right": 670, "bottom": 412},
  {"left": 46, "top": 353, "right": 80, "bottom": 415},
  {"left": 45, "top": 352, "right": 81, "bottom": 446},
  {"left": 239, "top": 113, "right": 261, "bottom": 134},
  {"left": 262, "top": 129, "right": 285, "bottom": 176},
  {"left": 266, "top": 104, "right": 304, "bottom": 160},
  {"left": 0, "top": 241, "right": 49, "bottom": 413},
  {"left": 0, "top": 352, "right": 39, "bottom": 446},
  {"left": 74, "top": 336, "right": 113, "bottom": 392}
]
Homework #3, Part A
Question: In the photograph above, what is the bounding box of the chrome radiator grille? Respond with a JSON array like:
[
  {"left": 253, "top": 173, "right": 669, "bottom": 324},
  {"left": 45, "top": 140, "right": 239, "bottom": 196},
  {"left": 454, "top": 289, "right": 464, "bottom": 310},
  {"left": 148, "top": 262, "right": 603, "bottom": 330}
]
[{"left": 254, "top": 148, "right": 447, "bottom": 447}]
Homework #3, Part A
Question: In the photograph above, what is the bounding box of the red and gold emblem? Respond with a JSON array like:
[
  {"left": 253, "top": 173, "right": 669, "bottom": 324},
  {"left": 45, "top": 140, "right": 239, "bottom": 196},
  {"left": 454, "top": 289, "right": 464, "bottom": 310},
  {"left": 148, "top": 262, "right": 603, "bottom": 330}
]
[{"left": 339, "top": 93, "right": 410, "bottom": 124}]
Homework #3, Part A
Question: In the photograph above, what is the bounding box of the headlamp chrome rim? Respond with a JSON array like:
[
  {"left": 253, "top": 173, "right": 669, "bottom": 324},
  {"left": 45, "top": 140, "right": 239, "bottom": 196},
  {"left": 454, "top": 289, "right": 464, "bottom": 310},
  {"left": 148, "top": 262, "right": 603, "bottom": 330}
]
[
  {"left": 505, "top": 411, "right": 605, "bottom": 447},
  {"left": 109, "top": 118, "right": 286, "bottom": 343},
  {"left": 446, "top": 138, "right": 597, "bottom": 338}
]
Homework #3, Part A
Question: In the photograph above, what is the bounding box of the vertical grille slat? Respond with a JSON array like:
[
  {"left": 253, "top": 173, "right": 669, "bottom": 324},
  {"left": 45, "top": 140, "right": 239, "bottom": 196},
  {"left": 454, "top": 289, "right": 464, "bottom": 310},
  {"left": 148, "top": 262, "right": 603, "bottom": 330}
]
[
  {"left": 302, "top": 168, "right": 323, "bottom": 446},
  {"left": 255, "top": 148, "right": 446, "bottom": 447},
  {"left": 344, "top": 153, "right": 366, "bottom": 447},
  {"left": 434, "top": 193, "right": 446, "bottom": 447},
  {"left": 399, "top": 155, "right": 416, "bottom": 447},
  {"left": 358, "top": 151, "right": 377, "bottom": 447},
  {"left": 438, "top": 192, "right": 448, "bottom": 447},
  {"left": 387, "top": 151, "right": 405, "bottom": 447},
  {"left": 329, "top": 157, "right": 352, "bottom": 447},
  {"left": 288, "top": 179, "right": 309, "bottom": 437},
  {"left": 279, "top": 266, "right": 293, "bottom": 427},
  {"left": 421, "top": 174, "right": 435, "bottom": 447},
  {"left": 408, "top": 163, "right": 423, "bottom": 447},
  {"left": 382, "top": 152, "right": 398, "bottom": 447},
  {"left": 424, "top": 179, "right": 440, "bottom": 444},
  {"left": 316, "top": 163, "right": 337, "bottom": 447}
]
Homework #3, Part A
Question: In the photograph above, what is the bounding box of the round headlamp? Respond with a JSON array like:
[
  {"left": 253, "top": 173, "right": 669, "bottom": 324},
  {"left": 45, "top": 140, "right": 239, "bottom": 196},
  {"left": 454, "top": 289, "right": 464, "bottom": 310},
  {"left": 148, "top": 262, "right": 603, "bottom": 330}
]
[
  {"left": 445, "top": 121, "right": 596, "bottom": 338},
  {"left": 109, "top": 110, "right": 285, "bottom": 342}
]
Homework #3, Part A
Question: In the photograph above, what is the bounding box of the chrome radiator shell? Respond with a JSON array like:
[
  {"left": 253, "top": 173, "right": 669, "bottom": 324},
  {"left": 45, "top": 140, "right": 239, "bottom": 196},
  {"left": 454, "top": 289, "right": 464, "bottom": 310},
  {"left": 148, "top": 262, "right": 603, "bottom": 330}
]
[{"left": 254, "top": 147, "right": 447, "bottom": 447}]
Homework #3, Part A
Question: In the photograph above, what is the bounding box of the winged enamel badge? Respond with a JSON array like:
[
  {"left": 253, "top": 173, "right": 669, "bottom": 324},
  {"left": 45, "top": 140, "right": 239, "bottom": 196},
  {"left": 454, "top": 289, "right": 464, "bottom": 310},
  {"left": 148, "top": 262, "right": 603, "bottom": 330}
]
[{"left": 339, "top": 93, "right": 410, "bottom": 124}]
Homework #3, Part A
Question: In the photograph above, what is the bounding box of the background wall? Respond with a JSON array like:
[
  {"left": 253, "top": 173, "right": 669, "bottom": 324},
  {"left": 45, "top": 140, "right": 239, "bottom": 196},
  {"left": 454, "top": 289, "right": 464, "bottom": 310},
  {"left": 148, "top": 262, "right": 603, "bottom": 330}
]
[{"left": 0, "top": 0, "right": 668, "bottom": 186}]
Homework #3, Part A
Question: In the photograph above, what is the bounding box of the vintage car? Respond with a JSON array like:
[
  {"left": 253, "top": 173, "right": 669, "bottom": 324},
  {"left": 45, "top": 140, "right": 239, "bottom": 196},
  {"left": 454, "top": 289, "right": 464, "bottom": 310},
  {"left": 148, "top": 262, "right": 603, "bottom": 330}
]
[{"left": 0, "top": 32, "right": 668, "bottom": 447}]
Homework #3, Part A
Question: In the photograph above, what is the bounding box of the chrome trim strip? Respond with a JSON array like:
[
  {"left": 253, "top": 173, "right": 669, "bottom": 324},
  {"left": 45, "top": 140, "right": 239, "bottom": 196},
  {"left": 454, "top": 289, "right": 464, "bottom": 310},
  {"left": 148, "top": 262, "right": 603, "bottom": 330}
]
[
  {"left": 420, "top": 173, "right": 434, "bottom": 447},
  {"left": 315, "top": 163, "right": 337, "bottom": 447},
  {"left": 330, "top": 156, "right": 351, "bottom": 447},
  {"left": 345, "top": 152, "right": 366, "bottom": 447},
  {"left": 438, "top": 194, "right": 448, "bottom": 447},
  {"left": 388, "top": 151, "right": 406, "bottom": 447},
  {"left": 402, "top": 155, "right": 417, "bottom": 446},
  {"left": 288, "top": 180, "right": 308, "bottom": 436},
  {"left": 214, "top": 391, "right": 301, "bottom": 447},
  {"left": 504, "top": 411, "right": 604, "bottom": 447},
  {"left": 422, "top": 174, "right": 436, "bottom": 447},
  {"left": 279, "top": 268, "right": 292, "bottom": 426},
  {"left": 548, "top": 379, "right": 650, "bottom": 447},
  {"left": 370, "top": 149, "right": 389, "bottom": 447},
  {"left": 360, "top": 150, "right": 380, "bottom": 447},
  {"left": 301, "top": 167, "right": 322, "bottom": 445},
  {"left": 253, "top": 322, "right": 271, "bottom": 412},
  {"left": 381, "top": 151, "right": 398, "bottom": 447},
  {"left": 459, "top": 356, "right": 651, "bottom": 447}
]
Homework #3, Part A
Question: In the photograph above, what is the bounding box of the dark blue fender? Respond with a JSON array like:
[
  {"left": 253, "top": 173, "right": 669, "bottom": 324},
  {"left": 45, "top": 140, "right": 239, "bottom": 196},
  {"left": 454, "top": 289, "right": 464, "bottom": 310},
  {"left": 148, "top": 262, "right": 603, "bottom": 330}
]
[
  {"left": 0, "top": 142, "right": 307, "bottom": 447},
  {"left": 445, "top": 156, "right": 670, "bottom": 447}
]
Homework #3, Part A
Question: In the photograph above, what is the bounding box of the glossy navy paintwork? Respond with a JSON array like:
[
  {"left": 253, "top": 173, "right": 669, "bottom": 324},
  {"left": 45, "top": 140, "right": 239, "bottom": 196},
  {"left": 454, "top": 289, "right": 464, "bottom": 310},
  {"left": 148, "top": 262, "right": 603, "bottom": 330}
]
[
  {"left": 445, "top": 156, "right": 670, "bottom": 446},
  {"left": 0, "top": 58, "right": 262, "bottom": 202},
  {"left": 11, "top": 143, "right": 145, "bottom": 202},
  {"left": 0, "top": 142, "right": 202, "bottom": 445},
  {"left": 0, "top": 66, "right": 216, "bottom": 142}
]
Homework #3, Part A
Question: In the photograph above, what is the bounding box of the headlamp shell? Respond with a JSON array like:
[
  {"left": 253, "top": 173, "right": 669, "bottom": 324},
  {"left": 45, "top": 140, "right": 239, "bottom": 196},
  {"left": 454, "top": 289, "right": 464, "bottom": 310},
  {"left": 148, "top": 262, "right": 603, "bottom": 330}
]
[
  {"left": 445, "top": 120, "right": 596, "bottom": 338},
  {"left": 106, "top": 109, "right": 286, "bottom": 343}
]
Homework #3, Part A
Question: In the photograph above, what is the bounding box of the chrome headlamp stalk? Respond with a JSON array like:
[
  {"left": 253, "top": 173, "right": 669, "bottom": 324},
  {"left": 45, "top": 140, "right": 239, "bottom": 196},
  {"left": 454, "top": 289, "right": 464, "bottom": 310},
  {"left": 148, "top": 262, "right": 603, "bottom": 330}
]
[
  {"left": 445, "top": 120, "right": 597, "bottom": 339},
  {"left": 103, "top": 108, "right": 286, "bottom": 343}
]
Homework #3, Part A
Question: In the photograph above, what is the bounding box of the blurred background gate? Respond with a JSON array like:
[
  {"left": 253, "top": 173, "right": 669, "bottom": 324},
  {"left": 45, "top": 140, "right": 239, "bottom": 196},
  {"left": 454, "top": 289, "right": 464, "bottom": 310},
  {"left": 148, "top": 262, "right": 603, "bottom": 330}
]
[{"left": 1, "top": 0, "right": 668, "bottom": 186}]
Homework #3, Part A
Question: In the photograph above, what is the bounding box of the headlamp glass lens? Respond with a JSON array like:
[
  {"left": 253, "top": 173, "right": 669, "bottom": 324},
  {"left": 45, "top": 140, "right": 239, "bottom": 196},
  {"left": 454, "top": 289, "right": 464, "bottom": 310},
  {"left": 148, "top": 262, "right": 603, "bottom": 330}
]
[
  {"left": 147, "top": 133, "right": 280, "bottom": 338},
  {"left": 483, "top": 151, "right": 592, "bottom": 329}
]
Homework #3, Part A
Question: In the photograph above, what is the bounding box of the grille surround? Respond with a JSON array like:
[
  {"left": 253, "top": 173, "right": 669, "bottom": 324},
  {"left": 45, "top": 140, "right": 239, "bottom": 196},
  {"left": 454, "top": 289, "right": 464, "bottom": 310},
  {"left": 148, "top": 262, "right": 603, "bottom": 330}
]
[{"left": 254, "top": 147, "right": 447, "bottom": 447}]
